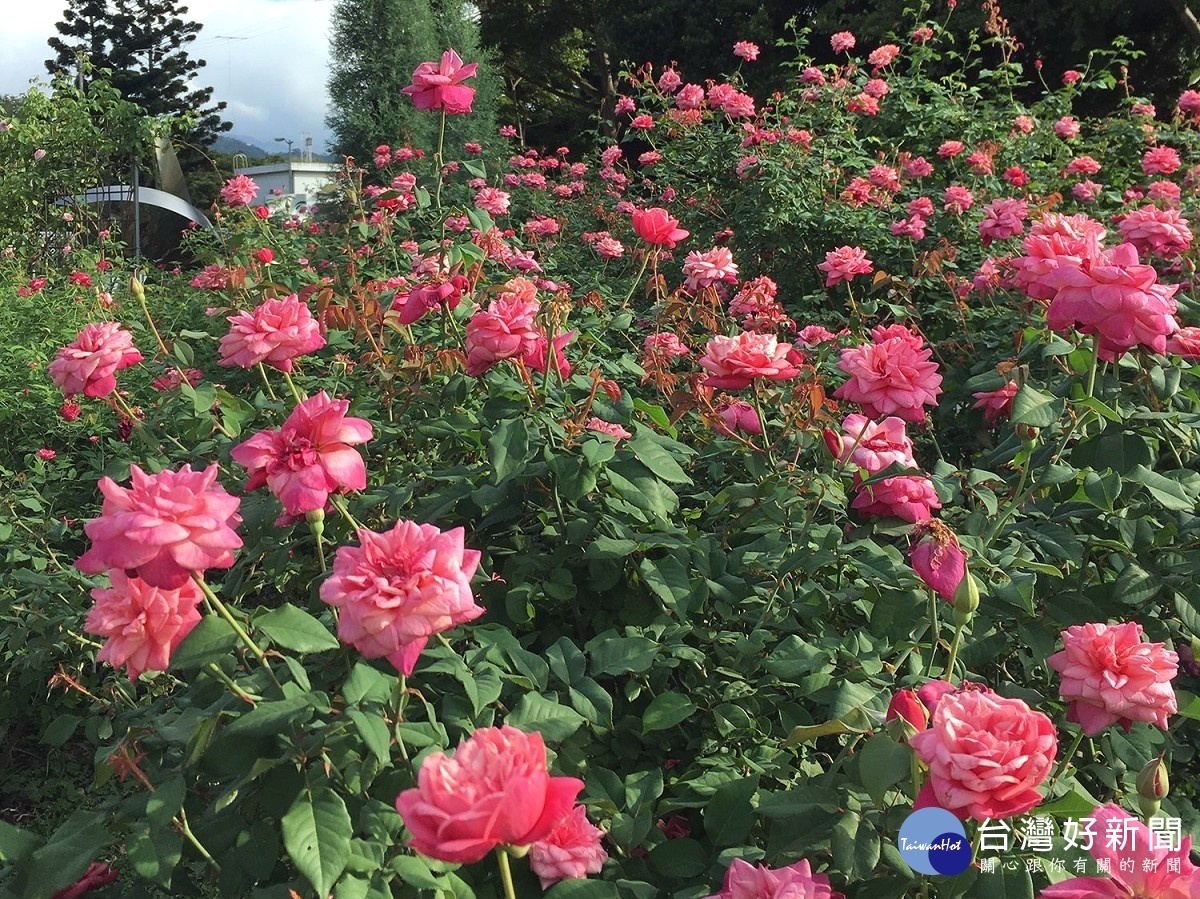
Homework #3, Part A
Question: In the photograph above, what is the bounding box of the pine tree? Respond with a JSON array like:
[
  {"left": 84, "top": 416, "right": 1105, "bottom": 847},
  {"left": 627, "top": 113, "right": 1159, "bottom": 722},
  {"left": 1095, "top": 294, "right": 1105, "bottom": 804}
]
[
  {"left": 326, "top": 0, "right": 497, "bottom": 162},
  {"left": 46, "top": 0, "right": 230, "bottom": 148}
]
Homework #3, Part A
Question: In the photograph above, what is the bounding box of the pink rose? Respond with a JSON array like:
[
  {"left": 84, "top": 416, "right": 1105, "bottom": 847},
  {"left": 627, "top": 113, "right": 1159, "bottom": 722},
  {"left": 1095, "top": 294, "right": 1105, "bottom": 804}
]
[
  {"left": 522, "top": 330, "right": 576, "bottom": 379},
  {"left": 733, "top": 41, "right": 760, "bottom": 61},
  {"left": 1117, "top": 205, "right": 1193, "bottom": 259},
  {"left": 818, "top": 246, "right": 873, "bottom": 287},
  {"left": 85, "top": 571, "right": 203, "bottom": 680},
  {"left": 474, "top": 187, "right": 511, "bottom": 216},
  {"left": 77, "top": 464, "right": 243, "bottom": 589},
  {"left": 698, "top": 332, "right": 801, "bottom": 390},
  {"left": 833, "top": 330, "right": 942, "bottom": 422},
  {"left": 48, "top": 322, "right": 143, "bottom": 399},
  {"left": 714, "top": 401, "right": 763, "bottom": 437},
  {"left": 706, "top": 858, "right": 843, "bottom": 899},
  {"left": 830, "top": 31, "right": 856, "bottom": 54},
  {"left": 631, "top": 207, "right": 689, "bottom": 248},
  {"left": 586, "top": 418, "right": 632, "bottom": 440},
  {"left": 230, "top": 392, "right": 373, "bottom": 517},
  {"left": 1012, "top": 213, "right": 1107, "bottom": 301},
  {"left": 683, "top": 246, "right": 739, "bottom": 291},
  {"left": 393, "top": 275, "right": 470, "bottom": 325},
  {"left": 644, "top": 332, "right": 691, "bottom": 360},
  {"left": 219, "top": 174, "right": 259, "bottom": 206},
  {"left": 972, "top": 381, "right": 1019, "bottom": 424},
  {"left": 910, "top": 688, "right": 1057, "bottom": 821},
  {"left": 851, "top": 475, "right": 941, "bottom": 522},
  {"left": 1038, "top": 804, "right": 1198, "bottom": 898},
  {"left": 219, "top": 294, "right": 326, "bottom": 373},
  {"left": 395, "top": 726, "right": 583, "bottom": 863},
  {"left": 909, "top": 520, "right": 967, "bottom": 602},
  {"left": 528, "top": 805, "right": 609, "bottom": 889},
  {"left": 978, "top": 197, "right": 1028, "bottom": 246},
  {"left": 401, "top": 49, "right": 478, "bottom": 114},
  {"left": 825, "top": 413, "right": 916, "bottom": 474},
  {"left": 464, "top": 278, "right": 542, "bottom": 376},
  {"left": 1044, "top": 242, "right": 1179, "bottom": 361},
  {"left": 1142, "top": 146, "right": 1181, "bottom": 176},
  {"left": 1047, "top": 622, "right": 1179, "bottom": 735},
  {"left": 1166, "top": 325, "right": 1200, "bottom": 359},
  {"left": 320, "top": 519, "right": 483, "bottom": 675}
]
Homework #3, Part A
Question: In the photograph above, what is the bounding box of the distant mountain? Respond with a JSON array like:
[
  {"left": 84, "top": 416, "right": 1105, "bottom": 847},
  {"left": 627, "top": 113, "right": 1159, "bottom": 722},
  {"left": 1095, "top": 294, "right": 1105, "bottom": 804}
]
[
  {"left": 211, "top": 134, "right": 337, "bottom": 163},
  {"left": 211, "top": 134, "right": 270, "bottom": 158}
]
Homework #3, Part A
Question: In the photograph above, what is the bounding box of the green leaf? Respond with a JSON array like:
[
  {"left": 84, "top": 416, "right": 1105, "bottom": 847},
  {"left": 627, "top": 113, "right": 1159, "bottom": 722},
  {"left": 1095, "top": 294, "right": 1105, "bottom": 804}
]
[
  {"left": 507, "top": 693, "right": 587, "bottom": 741},
  {"left": 857, "top": 734, "right": 912, "bottom": 807},
  {"left": 544, "top": 881, "right": 620, "bottom": 899},
  {"left": 488, "top": 418, "right": 531, "bottom": 483},
  {"left": 41, "top": 713, "right": 82, "bottom": 747},
  {"left": 128, "top": 824, "right": 182, "bottom": 887},
  {"left": 1129, "top": 465, "right": 1198, "bottom": 511},
  {"left": 628, "top": 430, "right": 691, "bottom": 484},
  {"left": 648, "top": 838, "right": 706, "bottom": 878},
  {"left": 346, "top": 708, "right": 392, "bottom": 765},
  {"left": 586, "top": 634, "right": 660, "bottom": 676},
  {"left": 642, "top": 692, "right": 696, "bottom": 734},
  {"left": 703, "top": 775, "right": 759, "bottom": 847},
  {"left": 0, "top": 820, "right": 38, "bottom": 864},
  {"left": 638, "top": 556, "right": 692, "bottom": 614},
  {"left": 9, "top": 810, "right": 112, "bottom": 897},
  {"left": 1174, "top": 690, "right": 1200, "bottom": 720},
  {"left": 391, "top": 854, "right": 446, "bottom": 889},
  {"left": 256, "top": 603, "right": 340, "bottom": 653},
  {"left": 281, "top": 783, "right": 353, "bottom": 898},
  {"left": 171, "top": 615, "right": 238, "bottom": 669},
  {"left": 1011, "top": 384, "right": 1065, "bottom": 428}
]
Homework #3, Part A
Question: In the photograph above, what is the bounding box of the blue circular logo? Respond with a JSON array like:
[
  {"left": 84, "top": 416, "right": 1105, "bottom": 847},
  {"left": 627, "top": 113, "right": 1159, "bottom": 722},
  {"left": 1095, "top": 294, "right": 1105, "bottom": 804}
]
[{"left": 898, "top": 808, "right": 972, "bottom": 875}]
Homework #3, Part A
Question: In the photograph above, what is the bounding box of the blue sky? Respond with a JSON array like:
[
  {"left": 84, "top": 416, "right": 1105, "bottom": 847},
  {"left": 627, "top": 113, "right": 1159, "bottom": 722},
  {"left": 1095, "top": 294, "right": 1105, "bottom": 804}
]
[{"left": 3, "top": 0, "right": 336, "bottom": 150}]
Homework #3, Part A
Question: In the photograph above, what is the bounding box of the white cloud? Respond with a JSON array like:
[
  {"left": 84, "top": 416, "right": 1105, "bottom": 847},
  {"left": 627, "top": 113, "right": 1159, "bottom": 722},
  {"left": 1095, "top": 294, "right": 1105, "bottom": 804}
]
[{"left": 2, "top": 1, "right": 335, "bottom": 150}]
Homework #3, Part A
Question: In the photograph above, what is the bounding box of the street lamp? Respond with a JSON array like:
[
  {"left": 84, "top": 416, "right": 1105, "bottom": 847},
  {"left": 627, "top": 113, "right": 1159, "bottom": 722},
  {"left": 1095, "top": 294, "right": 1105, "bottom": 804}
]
[{"left": 275, "top": 137, "right": 295, "bottom": 196}]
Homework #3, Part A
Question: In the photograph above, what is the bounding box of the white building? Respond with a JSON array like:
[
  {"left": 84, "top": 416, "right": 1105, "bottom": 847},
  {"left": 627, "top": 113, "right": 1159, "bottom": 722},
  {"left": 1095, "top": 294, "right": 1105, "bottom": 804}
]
[{"left": 231, "top": 160, "right": 340, "bottom": 208}]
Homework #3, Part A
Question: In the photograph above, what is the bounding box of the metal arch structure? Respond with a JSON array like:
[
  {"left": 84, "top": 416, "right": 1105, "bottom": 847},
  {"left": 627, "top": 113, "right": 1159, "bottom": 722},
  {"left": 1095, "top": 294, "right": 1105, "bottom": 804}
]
[{"left": 63, "top": 185, "right": 215, "bottom": 232}]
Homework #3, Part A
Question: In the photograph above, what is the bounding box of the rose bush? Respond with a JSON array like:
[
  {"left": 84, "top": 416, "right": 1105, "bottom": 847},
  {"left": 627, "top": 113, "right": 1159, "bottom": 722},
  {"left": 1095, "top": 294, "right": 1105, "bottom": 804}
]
[{"left": 3, "top": 12, "right": 1200, "bottom": 899}]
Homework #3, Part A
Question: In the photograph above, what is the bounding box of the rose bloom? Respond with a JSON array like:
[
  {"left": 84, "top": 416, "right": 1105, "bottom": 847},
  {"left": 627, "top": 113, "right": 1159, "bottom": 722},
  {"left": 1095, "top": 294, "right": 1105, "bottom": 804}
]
[
  {"left": 1062, "top": 69, "right": 1082, "bottom": 84},
  {"left": 886, "top": 688, "right": 930, "bottom": 732},
  {"left": 1054, "top": 115, "right": 1080, "bottom": 139},
  {"left": 972, "top": 380, "right": 1019, "bottom": 423},
  {"left": 220, "top": 173, "right": 258, "bottom": 206},
  {"left": 1117, "top": 205, "right": 1193, "bottom": 259},
  {"left": 76, "top": 464, "right": 243, "bottom": 589},
  {"left": 1072, "top": 180, "right": 1103, "bottom": 203},
  {"left": 522, "top": 330, "right": 575, "bottom": 379},
  {"left": 1039, "top": 803, "right": 1199, "bottom": 899},
  {"left": 395, "top": 726, "right": 583, "bottom": 863},
  {"left": 644, "top": 332, "right": 690, "bottom": 360},
  {"left": 825, "top": 413, "right": 916, "bottom": 474},
  {"left": 657, "top": 68, "right": 682, "bottom": 92},
  {"left": 1148, "top": 179, "right": 1182, "bottom": 205},
  {"left": 1012, "top": 212, "right": 1108, "bottom": 301},
  {"left": 231, "top": 392, "right": 373, "bottom": 517},
  {"left": 733, "top": 40, "right": 759, "bottom": 61},
  {"left": 706, "top": 858, "right": 843, "bottom": 899},
  {"left": 909, "top": 520, "right": 966, "bottom": 602},
  {"left": 631, "top": 207, "right": 689, "bottom": 248},
  {"left": 796, "top": 324, "right": 843, "bottom": 346},
  {"left": 943, "top": 184, "right": 974, "bottom": 214},
  {"left": 868, "top": 43, "right": 900, "bottom": 68},
  {"left": 586, "top": 418, "right": 632, "bottom": 440},
  {"left": 48, "top": 321, "right": 143, "bottom": 399},
  {"left": 474, "top": 187, "right": 510, "bottom": 216},
  {"left": 834, "top": 331, "right": 942, "bottom": 422},
  {"left": 219, "top": 294, "right": 325, "bottom": 372},
  {"left": 851, "top": 474, "right": 941, "bottom": 522},
  {"left": 394, "top": 275, "right": 471, "bottom": 325},
  {"left": 698, "top": 332, "right": 801, "bottom": 390},
  {"left": 937, "top": 140, "right": 965, "bottom": 159},
  {"left": 1004, "top": 165, "right": 1030, "bottom": 187},
  {"left": 675, "top": 83, "right": 706, "bottom": 110},
  {"left": 1166, "top": 325, "right": 1200, "bottom": 359},
  {"left": 320, "top": 519, "right": 483, "bottom": 675},
  {"left": 819, "top": 245, "right": 873, "bottom": 287},
  {"left": 1047, "top": 621, "right": 1179, "bottom": 735},
  {"left": 714, "top": 400, "right": 763, "bottom": 437},
  {"left": 979, "top": 197, "right": 1028, "bottom": 246},
  {"left": 529, "top": 805, "right": 608, "bottom": 889},
  {"left": 85, "top": 571, "right": 203, "bottom": 680},
  {"left": 464, "top": 279, "right": 542, "bottom": 376},
  {"left": 910, "top": 688, "right": 1057, "bottom": 820},
  {"left": 401, "top": 49, "right": 477, "bottom": 114},
  {"left": 904, "top": 156, "right": 934, "bottom": 178},
  {"left": 966, "top": 150, "right": 993, "bottom": 176},
  {"left": 891, "top": 215, "right": 927, "bottom": 241},
  {"left": 830, "top": 31, "right": 856, "bottom": 53},
  {"left": 1142, "top": 145, "right": 1182, "bottom": 176},
  {"left": 683, "top": 246, "right": 739, "bottom": 291},
  {"left": 1044, "top": 242, "right": 1180, "bottom": 361}
]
